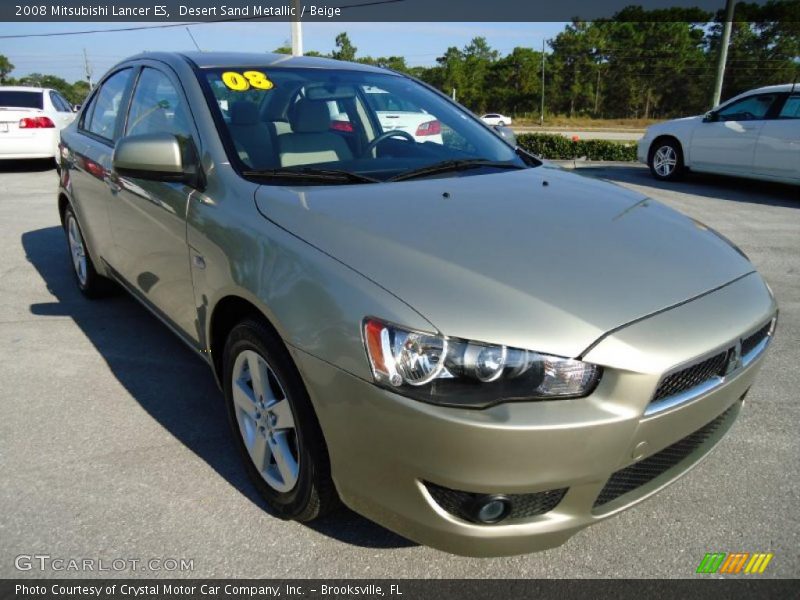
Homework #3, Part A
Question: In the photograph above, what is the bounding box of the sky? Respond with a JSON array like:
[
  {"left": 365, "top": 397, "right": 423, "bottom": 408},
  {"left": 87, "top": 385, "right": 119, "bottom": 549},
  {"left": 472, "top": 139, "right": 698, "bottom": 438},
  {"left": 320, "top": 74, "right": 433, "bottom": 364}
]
[{"left": 0, "top": 21, "right": 567, "bottom": 83}]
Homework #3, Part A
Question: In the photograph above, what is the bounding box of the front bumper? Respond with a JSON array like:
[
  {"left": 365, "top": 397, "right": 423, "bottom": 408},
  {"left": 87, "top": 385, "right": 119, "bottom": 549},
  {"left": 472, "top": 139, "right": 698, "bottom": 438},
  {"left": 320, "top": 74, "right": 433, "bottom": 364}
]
[
  {"left": 637, "top": 137, "right": 650, "bottom": 164},
  {"left": 291, "top": 273, "right": 776, "bottom": 556}
]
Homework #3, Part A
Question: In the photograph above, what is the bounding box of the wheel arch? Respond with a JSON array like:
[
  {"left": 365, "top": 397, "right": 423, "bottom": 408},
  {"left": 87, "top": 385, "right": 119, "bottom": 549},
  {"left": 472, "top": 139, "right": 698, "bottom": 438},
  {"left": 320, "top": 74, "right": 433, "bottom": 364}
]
[
  {"left": 58, "top": 192, "right": 70, "bottom": 225},
  {"left": 648, "top": 134, "right": 685, "bottom": 164},
  {"left": 208, "top": 294, "right": 284, "bottom": 385}
]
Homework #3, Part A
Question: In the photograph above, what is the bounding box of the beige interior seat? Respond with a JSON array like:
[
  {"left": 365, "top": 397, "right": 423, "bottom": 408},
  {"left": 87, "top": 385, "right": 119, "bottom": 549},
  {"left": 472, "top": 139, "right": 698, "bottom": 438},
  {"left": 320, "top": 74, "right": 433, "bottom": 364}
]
[
  {"left": 278, "top": 99, "right": 353, "bottom": 167},
  {"left": 228, "top": 101, "right": 274, "bottom": 168}
]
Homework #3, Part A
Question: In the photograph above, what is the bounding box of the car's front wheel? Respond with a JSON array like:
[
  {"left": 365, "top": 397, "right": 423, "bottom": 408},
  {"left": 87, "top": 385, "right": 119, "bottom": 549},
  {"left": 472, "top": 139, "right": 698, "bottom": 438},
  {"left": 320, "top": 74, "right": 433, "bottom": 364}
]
[
  {"left": 223, "top": 318, "right": 339, "bottom": 521},
  {"left": 648, "top": 138, "right": 684, "bottom": 181}
]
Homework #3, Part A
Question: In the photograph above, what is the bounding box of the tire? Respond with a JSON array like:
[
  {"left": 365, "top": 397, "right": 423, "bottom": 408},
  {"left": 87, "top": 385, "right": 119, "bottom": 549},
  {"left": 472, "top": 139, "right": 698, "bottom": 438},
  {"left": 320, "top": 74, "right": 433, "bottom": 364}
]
[
  {"left": 648, "top": 138, "right": 684, "bottom": 181},
  {"left": 63, "top": 205, "right": 111, "bottom": 298},
  {"left": 497, "top": 121, "right": 506, "bottom": 127},
  {"left": 223, "top": 318, "right": 339, "bottom": 521}
]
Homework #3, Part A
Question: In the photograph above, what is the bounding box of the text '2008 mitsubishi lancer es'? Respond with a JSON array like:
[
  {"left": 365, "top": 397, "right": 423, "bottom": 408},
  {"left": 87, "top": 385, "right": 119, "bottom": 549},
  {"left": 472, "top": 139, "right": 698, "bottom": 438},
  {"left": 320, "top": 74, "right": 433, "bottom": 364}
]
[{"left": 57, "top": 52, "right": 777, "bottom": 557}]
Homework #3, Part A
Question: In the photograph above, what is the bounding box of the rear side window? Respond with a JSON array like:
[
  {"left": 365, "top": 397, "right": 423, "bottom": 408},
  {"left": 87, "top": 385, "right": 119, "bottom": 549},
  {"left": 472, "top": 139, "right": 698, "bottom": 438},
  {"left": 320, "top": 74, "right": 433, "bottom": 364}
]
[
  {"left": 0, "top": 91, "right": 43, "bottom": 109},
  {"left": 126, "top": 68, "right": 193, "bottom": 138},
  {"left": 49, "top": 91, "right": 71, "bottom": 112},
  {"left": 778, "top": 94, "right": 800, "bottom": 119},
  {"left": 82, "top": 68, "right": 133, "bottom": 142}
]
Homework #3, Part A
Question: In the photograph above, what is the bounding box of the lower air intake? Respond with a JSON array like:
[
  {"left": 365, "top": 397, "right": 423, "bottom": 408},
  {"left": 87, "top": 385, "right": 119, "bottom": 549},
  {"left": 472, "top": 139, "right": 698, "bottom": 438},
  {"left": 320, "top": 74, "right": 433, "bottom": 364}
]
[{"left": 593, "top": 404, "right": 736, "bottom": 508}]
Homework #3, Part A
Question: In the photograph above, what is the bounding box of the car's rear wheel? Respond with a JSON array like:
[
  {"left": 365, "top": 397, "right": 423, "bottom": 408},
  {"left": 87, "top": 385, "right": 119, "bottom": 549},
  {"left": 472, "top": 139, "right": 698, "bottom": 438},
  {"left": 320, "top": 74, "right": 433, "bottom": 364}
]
[
  {"left": 223, "top": 318, "right": 339, "bottom": 521},
  {"left": 649, "top": 139, "right": 684, "bottom": 181},
  {"left": 63, "top": 206, "right": 109, "bottom": 298}
]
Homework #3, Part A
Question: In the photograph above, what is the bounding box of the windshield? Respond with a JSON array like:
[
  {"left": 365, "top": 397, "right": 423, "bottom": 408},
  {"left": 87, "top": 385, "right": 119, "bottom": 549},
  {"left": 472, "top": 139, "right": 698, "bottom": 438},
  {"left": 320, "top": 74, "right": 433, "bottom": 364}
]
[{"left": 201, "top": 67, "right": 528, "bottom": 182}]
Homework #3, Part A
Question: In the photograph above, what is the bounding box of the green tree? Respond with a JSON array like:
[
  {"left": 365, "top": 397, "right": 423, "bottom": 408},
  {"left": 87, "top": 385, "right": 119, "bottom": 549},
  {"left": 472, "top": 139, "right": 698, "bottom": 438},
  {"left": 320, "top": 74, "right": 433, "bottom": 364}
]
[
  {"left": 0, "top": 54, "right": 14, "bottom": 83},
  {"left": 331, "top": 32, "right": 357, "bottom": 62}
]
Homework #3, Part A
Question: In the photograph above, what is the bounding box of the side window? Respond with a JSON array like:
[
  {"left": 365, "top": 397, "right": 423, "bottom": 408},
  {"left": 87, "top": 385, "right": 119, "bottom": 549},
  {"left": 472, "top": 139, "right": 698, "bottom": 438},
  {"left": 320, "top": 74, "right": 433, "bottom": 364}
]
[
  {"left": 126, "top": 68, "right": 193, "bottom": 139},
  {"left": 82, "top": 68, "right": 133, "bottom": 142},
  {"left": 717, "top": 94, "right": 777, "bottom": 121},
  {"left": 49, "top": 91, "right": 70, "bottom": 112},
  {"left": 778, "top": 94, "right": 800, "bottom": 119},
  {"left": 57, "top": 93, "right": 74, "bottom": 112}
]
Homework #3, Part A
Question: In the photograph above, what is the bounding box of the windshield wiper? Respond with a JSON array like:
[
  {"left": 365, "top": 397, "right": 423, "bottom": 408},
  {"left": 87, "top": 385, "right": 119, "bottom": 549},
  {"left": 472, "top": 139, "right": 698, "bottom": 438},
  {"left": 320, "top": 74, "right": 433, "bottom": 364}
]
[
  {"left": 388, "top": 159, "right": 526, "bottom": 182},
  {"left": 242, "top": 167, "right": 380, "bottom": 184}
]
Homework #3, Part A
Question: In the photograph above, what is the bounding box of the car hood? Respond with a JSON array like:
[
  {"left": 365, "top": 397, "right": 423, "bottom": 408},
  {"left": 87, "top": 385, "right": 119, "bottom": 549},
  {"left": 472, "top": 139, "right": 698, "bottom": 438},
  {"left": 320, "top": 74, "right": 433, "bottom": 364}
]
[
  {"left": 647, "top": 115, "right": 702, "bottom": 134},
  {"left": 254, "top": 167, "right": 754, "bottom": 358}
]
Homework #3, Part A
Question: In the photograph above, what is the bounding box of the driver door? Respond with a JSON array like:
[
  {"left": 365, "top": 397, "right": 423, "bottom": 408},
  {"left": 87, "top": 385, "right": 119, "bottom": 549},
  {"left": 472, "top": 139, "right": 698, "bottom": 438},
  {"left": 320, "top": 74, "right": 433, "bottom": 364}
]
[{"left": 689, "top": 93, "right": 780, "bottom": 176}]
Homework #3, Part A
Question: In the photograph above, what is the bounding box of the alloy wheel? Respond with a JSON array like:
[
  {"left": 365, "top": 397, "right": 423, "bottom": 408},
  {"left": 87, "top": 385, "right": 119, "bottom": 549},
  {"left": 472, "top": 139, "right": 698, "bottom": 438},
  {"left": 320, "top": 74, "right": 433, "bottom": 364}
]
[
  {"left": 231, "top": 349, "right": 300, "bottom": 493},
  {"left": 67, "top": 215, "right": 87, "bottom": 286},
  {"left": 653, "top": 145, "right": 677, "bottom": 177}
]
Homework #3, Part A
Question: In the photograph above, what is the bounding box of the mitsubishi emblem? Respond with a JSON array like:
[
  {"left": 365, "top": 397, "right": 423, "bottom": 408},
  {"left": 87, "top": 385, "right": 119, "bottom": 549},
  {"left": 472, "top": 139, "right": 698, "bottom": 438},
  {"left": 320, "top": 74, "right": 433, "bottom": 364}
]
[{"left": 726, "top": 340, "right": 743, "bottom": 375}]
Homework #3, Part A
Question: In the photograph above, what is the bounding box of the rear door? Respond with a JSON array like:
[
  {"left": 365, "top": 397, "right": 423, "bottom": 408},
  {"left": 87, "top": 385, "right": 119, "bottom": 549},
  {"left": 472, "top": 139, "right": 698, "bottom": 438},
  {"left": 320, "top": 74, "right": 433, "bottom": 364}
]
[
  {"left": 65, "top": 68, "right": 136, "bottom": 266},
  {"left": 752, "top": 93, "right": 800, "bottom": 183},
  {"left": 108, "top": 64, "right": 201, "bottom": 342},
  {"left": 689, "top": 92, "right": 781, "bottom": 175}
]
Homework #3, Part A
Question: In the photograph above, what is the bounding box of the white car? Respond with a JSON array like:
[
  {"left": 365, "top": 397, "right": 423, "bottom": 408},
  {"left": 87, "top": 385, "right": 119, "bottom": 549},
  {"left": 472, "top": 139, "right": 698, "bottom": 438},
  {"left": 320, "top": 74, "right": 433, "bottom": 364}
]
[
  {"left": 361, "top": 86, "right": 443, "bottom": 144},
  {"left": 481, "top": 113, "right": 512, "bottom": 126},
  {"left": 0, "top": 86, "right": 77, "bottom": 163},
  {"left": 638, "top": 84, "right": 800, "bottom": 185}
]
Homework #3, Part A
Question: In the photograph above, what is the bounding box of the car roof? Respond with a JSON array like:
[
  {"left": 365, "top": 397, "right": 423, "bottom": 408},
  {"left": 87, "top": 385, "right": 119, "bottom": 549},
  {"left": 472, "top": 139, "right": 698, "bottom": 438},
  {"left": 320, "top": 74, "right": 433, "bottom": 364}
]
[
  {"left": 717, "top": 83, "right": 797, "bottom": 108},
  {"left": 0, "top": 86, "right": 48, "bottom": 93},
  {"left": 120, "top": 51, "right": 395, "bottom": 75}
]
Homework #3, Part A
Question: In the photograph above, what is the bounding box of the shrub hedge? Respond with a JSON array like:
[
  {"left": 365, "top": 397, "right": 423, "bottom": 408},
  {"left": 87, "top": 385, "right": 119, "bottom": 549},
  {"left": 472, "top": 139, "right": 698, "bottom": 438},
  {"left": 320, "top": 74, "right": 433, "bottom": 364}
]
[{"left": 516, "top": 133, "right": 638, "bottom": 162}]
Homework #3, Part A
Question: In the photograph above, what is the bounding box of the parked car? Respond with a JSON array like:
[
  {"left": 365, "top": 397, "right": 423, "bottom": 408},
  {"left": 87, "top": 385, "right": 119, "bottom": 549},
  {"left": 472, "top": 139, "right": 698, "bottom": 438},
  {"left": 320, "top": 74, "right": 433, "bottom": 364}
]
[
  {"left": 481, "top": 113, "right": 512, "bottom": 126},
  {"left": 639, "top": 84, "right": 800, "bottom": 185},
  {"left": 59, "top": 52, "right": 777, "bottom": 557},
  {"left": 0, "top": 86, "right": 77, "bottom": 163}
]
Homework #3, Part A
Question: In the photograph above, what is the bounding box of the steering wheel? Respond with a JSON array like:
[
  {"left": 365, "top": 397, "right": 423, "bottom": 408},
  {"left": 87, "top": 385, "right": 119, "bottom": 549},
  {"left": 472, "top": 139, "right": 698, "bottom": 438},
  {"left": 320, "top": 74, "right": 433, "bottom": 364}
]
[{"left": 361, "top": 130, "right": 415, "bottom": 157}]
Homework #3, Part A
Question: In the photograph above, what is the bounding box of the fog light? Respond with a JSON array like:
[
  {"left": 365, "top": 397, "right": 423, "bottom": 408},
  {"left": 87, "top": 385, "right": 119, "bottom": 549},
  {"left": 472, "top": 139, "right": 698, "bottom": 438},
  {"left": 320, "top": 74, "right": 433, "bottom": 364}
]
[{"left": 472, "top": 495, "right": 511, "bottom": 524}]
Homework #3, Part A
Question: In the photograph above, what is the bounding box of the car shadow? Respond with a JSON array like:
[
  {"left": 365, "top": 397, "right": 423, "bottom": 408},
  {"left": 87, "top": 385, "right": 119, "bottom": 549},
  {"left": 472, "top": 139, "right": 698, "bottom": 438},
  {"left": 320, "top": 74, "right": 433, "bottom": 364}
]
[
  {"left": 21, "top": 225, "right": 415, "bottom": 550},
  {"left": 0, "top": 158, "right": 56, "bottom": 173},
  {"left": 575, "top": 164, "right": 799, "bottom": 209}
]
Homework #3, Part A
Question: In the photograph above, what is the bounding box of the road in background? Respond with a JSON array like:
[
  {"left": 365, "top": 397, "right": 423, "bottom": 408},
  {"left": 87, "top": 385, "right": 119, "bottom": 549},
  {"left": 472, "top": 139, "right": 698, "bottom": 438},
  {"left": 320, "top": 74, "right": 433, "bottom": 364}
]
[{"left": 0, "top": 161, "right": 797, "bottom": 578}]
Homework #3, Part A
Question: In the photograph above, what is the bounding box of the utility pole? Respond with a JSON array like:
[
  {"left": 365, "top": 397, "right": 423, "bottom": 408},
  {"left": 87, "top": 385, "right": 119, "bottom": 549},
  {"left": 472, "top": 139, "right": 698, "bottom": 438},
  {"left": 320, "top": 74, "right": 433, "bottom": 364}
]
[
  {"left": 83, "top": 48, "right": 93, "bottom": 91},
  {"left": 712, "top": 0, "right": 735, "bottom": 107},
  {"left": 291, "top": 0, "right": 303, "bottom": 56},
  {"left": 540, "top": 38, "right": 545, "bottom": 126},
  {"left": 452, "top": 88, "right": 456, "bottom": 101},
  {"left": 185, "top": 27, "right": 202, "bottom": 51}
]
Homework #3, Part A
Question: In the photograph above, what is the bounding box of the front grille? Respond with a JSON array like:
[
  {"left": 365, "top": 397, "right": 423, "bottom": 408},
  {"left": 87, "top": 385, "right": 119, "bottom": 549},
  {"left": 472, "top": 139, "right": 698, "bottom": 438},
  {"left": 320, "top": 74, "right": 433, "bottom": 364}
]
[
  {"left": 425, "top": 482, "right": 567, "bottom": 523},
  {"left": 742, "top": 322, "right": 771, "bottom": 357},
  {"left": 653, "top": 351, "right": 728, "bottom": 402},
  {"left": 593, "top": 404, "right": 735, "bottom": 508}
]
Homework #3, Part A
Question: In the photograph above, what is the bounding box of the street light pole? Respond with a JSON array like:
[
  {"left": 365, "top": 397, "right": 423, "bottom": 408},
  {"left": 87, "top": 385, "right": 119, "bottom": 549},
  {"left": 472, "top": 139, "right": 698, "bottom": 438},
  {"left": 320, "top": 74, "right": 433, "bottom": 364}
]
[
  {"left": 540, "top": 38, "right": 545, "bottom": 126},
  {"left": 712, "top": 0, "right": 735, "bottom": 107},
  {"left": 291, "top": 0, "right": 303, "bottom": 56}
]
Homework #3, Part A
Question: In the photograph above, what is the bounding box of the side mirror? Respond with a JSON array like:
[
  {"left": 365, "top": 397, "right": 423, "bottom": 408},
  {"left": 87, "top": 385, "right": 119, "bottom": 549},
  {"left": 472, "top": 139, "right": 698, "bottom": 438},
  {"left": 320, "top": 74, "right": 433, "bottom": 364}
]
[
  {"left": 73, "top": 104, "right": 81, "bottom": 112},
  {"left": 113, "top": 133, "right": 203, "bottom": 189},
  {"left": 703, "top": 111, "right": 718, "bottom": 123}
]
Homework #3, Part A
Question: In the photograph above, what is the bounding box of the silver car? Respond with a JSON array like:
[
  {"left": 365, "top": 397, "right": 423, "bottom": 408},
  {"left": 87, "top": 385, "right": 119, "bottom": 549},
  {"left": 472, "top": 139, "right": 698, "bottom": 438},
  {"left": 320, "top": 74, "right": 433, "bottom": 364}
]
[{"left": 58, "top": 52, "right": 777, "bottom": 557}]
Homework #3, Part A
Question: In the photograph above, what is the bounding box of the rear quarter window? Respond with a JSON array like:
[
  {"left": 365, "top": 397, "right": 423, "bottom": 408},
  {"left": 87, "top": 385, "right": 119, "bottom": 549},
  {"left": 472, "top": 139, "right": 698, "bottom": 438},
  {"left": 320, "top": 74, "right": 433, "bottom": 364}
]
[{"left": 0, "top": 91, "right": 44, "bottom": 109}]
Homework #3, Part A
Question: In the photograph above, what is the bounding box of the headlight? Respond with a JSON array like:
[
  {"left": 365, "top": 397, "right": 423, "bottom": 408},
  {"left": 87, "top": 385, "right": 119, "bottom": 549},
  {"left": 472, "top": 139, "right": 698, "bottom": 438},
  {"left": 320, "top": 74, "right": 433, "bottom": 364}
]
[{"left": 363, "top": 318, "right": 601, "bottom": 408}]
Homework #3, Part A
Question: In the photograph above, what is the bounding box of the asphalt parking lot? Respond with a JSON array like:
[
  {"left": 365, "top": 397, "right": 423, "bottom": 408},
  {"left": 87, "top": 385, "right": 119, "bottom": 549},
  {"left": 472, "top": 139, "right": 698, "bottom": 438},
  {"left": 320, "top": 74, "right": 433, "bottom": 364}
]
[{"left": 1, "top": 160, "right": 798, "bottom": 579}]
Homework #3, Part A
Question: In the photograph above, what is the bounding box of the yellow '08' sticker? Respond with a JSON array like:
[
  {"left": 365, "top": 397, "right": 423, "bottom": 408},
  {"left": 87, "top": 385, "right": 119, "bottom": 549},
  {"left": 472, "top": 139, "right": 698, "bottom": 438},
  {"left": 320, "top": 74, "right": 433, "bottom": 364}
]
[{"left": 221, "top": 71, "right": 274, "bottom": 91}]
